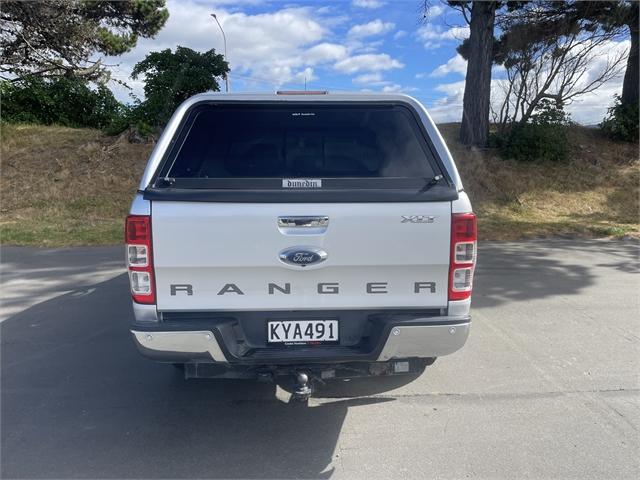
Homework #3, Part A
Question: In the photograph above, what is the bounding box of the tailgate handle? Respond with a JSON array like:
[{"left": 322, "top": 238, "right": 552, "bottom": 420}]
[{"left": 278, "top": 216, "right": 329, "bottom": 228}]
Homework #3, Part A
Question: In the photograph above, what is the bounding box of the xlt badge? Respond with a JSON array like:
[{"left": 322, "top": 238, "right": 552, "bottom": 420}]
[
  {"left": 401, "top": 215, "right": 439, "bottom": 224},
  {"left": 279, "top": 246, "right": 327, "bottom": 267}
]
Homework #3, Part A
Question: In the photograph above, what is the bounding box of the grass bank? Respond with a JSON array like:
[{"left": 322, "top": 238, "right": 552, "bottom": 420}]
[
  {"left": 1, "top": 122, "right": 638, "bottom": 246},
  {"left": 1, "top": 124, "right": 152, "bottom": 246},
  {"left": 440, "top": 124, "right": 639, "bottom": 240}
]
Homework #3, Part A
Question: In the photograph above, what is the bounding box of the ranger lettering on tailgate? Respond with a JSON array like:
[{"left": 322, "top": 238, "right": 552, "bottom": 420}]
[{"left": 169, "top": 281, "right": 437, "bottom": 295}]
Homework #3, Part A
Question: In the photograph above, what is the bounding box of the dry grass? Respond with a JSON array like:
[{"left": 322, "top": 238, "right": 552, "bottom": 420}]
[
  {"left": 439, "top": 123, "right": 640, "bottom": 240},
  {"left": 1, "top": 124, "right": 152, "bottom": 246},
  {"left": 0, "top": 122, "right": 638, "bottom": 245}
]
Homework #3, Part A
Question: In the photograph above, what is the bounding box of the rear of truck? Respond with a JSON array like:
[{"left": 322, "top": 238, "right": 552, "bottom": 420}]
[{"left": 126, "top": 93, "right": 476, "bottom": 384}]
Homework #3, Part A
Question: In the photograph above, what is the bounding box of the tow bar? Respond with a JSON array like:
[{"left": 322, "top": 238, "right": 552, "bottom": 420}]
[{"left": 292, "top": 371, "right": 312, "bottom": 402}]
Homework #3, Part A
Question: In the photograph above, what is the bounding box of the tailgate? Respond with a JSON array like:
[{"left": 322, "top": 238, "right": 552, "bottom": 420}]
[{"left": 152, "top": 202, "right": 450, "bottom": 311}]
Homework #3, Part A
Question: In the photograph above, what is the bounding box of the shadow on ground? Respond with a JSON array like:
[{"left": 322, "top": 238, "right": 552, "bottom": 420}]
[
  {"left": 0, "top": 246, "right": 124, "bottom": 316},
  {"left": 1, "top": 273, "right": 397, "bottom": 479},
  {"left": 473, "top": 239, "right": 639, "bottom": 309}
]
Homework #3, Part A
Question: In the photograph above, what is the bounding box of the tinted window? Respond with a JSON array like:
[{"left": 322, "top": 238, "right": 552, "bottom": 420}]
[{"left": 162, "top": 104, "right": 439, "bottom": 185}]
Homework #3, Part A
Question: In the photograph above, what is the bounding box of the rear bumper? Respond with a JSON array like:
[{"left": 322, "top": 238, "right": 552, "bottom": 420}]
[{"left": 131, "top": 316, "right": 470, "bottom": 365}]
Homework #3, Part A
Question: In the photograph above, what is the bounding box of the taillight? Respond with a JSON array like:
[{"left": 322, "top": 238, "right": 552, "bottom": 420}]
[
  {"left": 125, "top": 215, "right": 155, "bottom": 304},
  {"left": 449, "top": 213, "right": 477, "bottom": 301}
]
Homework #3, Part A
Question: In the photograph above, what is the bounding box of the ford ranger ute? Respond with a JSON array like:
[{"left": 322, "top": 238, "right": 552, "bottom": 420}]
[{"left": 126, "top": 92, "right": 476, "bottom": 400}]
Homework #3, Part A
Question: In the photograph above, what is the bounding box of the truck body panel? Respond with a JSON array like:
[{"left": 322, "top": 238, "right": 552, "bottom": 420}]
[{"left": 152, "top": 201, "right": 451, "bottom": 311}]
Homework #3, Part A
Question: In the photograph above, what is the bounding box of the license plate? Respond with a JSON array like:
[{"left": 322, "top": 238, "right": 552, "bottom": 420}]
[{"left": 267, "top": 320, "right": 338, "bottom": 344}]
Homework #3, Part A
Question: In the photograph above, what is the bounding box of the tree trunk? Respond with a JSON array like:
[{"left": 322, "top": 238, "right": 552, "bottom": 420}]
[
  {"left": 460, "top": 1, "right": 497, "bottom": 146},
  {"left": 621, "top": 5, "right": 639, "bottom": 107}
]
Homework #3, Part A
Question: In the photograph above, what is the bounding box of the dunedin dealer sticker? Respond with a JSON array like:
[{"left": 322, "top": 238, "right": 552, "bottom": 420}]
[{"left": 282, "top": 179, "right": 322, "bottom": 188}]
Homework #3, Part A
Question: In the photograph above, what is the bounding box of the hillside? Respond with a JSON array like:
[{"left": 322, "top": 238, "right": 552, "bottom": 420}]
[
  {"left": 1, "top": 125, "right": 153, "bottom": 245},
  {"left": 439, "top": 123, "right": 639, "bottom": 240},
  {"left": 1, "top": 123, "right": 638, "bottom": 246}
]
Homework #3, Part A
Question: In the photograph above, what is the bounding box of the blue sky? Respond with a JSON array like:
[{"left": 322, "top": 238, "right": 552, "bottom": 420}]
[{"left": 106, "top": 0, "right": 630, "bottom": 124}]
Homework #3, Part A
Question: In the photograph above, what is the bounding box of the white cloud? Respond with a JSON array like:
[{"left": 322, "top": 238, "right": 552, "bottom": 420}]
[
  {"left": 334, "top": 53, "right": 404, "bottom": 74},
  {"left": 422, "top": 41, "right": 442, "bottom": 50},
  {"left": 430, "top": 54, "right": 467, "bottom": 77},
  {"left": 352, "top": 73, "right": 417, "bottom": 95},
  {"left": 354, "top": 40, "right": 384, "bottom": 53},
  {"left": 352, "top": 0, "right": 385, "bottom": 8},
  {"left": 104, "top": 0, "right": 411, "bottom": 99},
  {"left": 564, "top": 82, "right": 622, "bottom": 124},
  {"left": 348, "top": 19, "right": 395, "bottom": 38},
  {"left": 427, "top": 80, "right": 466, "bottom": 122},
  {"left": 219, "top": 8, "right": 326, "bottom": 66},
  {"left": 579, "top": 39, "right": 629, "bottom": 86},
  {"left": 382, "top": 84, "right": 406, "bottom": 93},
  {"left": 393, "top": 30, "right": 407, "bottom": 40},
  {"left": 293, "top": 67, "right": 317, "bottom": 84},
  {"left": 302, "top": 43, "right": 348, "bottom": 64},
  {"left": 428, "top": 5, "right": 445, "bottom": 18},
  {"left": 416, "top": 24, "right": 469, "bottom": 50},
  {"left": 352, "top": 72, "right": 384, "bottom": 84},
  {"left": 559, "top": 39, "right": 629, "bottom": 124},
  {"left": 105, "top": 1, "right": 348, "bottom": 97},
  {"left": 359, "top": 84, "right": 417, "bottom": 94},
  {"left": 434, "top": 80, "right": 466, "bottom": 97},
  {"left": 382, "top": 84, "right": 403, "bottom": 92}
]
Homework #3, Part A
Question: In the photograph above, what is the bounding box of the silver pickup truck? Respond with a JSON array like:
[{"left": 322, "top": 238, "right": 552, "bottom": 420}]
[{"left": 126, "top": 92, "right": 476, "bottom": 400}]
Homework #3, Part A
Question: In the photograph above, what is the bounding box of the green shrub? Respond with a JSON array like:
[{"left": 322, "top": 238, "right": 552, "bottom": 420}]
[
  {"left": 495, "top": 100, "right": 570, "bottom": 162},
  {"left": 102, "top": 107, "right": 133, "bottom": 135},
  {"left": 102, "top": 101, "right": 159, "bottom": 138},
  {"left": 0, "top": 77, "right": 125, "bottom": 129},
  {"left": 131, "top": 46, "right": 228, "bottom": 127},
  {"left": 600, "top": 95, "right": 639, "bottom": 143}
]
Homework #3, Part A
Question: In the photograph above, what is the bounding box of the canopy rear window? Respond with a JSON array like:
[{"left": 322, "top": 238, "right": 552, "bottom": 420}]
[{"left": 148, "top": 102, "right": 457, "bottom": 202}]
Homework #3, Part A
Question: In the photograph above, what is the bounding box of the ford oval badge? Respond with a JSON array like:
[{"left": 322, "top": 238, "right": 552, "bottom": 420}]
[{"left": 279, "top": 246, "right": 328, "bottom": 267}]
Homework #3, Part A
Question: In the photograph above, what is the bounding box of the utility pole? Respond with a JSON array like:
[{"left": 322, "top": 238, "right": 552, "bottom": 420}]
[{"left": 210, "top": 13, "right": 229, "bottom": 93}]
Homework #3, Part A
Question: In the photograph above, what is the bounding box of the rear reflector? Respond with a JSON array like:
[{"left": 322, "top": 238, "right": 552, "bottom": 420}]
[
  {"left": 452, "top": 267, "right": 473, "bottom": 291},
  {"left": 449, "top": 213, "right": 477, "bottom": 301},
  {"left": 125, "top": 215, "right": 155, "bottom": 304},
  {"left": 129, "top": 271, "right": 152, "bottom": 295}
]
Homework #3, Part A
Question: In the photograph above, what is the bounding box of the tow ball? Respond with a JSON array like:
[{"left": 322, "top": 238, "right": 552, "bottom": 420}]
[{"left": 292, "top": 371, "right": 313, "bottom": 402}]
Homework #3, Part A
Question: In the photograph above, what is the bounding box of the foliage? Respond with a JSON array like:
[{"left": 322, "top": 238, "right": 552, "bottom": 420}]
[
  {"left": 493, "top": 27, "right": 626, "bottom": 129},
  {"left": 0, "top": 45, "right": 229, "bottom": 135},
  {"left": 439, "top": 1, "right": 636, "bottom": 147},
  {"left": 600, "top": 95, "right": 640, "bottom": 143},
  {"left": 130, "top": 46, "right": 229, "bottom": 127},
  {"left": 493, "top": 1, "right": 633, "bottom": 54},
  {"left": 0, "top": 0, "right": 168, "bottom": 82},
  {"left": 493, "top": 1, "right": 638, "bottom": 108},
  {"left": 102, "top": 101, "right": 156, "bottom": 140},
  {"left": 455, "top": 1, "right": 634, "bottom": 65},
  {"left": 0, "top": 77, "right": 124, "bottom": 129},
  {"left": 494, "top": 100, "right": 571, "bottom": 162}
]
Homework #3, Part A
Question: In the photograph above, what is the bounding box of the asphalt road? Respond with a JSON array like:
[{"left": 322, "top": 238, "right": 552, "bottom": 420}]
[{"left": 1, "top": 240, "right": 639, "bottom": 479}]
